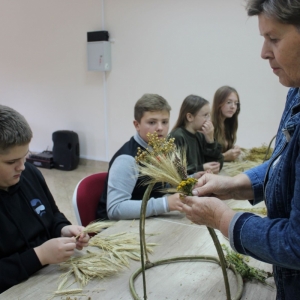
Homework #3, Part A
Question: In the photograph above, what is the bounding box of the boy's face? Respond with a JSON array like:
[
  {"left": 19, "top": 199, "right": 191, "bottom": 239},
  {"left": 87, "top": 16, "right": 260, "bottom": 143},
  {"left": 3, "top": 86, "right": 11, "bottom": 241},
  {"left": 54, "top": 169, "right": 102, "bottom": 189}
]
[
  {"left": 133, "top": 110, "right": 170, "bottom": 142},
  {"left": 0, "top": 144, "right": 29, "bottom": 190}
]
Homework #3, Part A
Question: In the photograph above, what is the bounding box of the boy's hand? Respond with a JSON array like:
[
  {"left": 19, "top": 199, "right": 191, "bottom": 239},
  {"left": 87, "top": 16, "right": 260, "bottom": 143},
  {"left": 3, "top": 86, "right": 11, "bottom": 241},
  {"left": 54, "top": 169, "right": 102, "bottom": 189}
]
[
  {"left": 166, "top": 193, "right": 184, "bottom": 212},
  {"left": 61, "top": 225, "right": 90, "bottom": 250},
  {"left": 34, "top": 237, "right": 76, "bottom": 265}
]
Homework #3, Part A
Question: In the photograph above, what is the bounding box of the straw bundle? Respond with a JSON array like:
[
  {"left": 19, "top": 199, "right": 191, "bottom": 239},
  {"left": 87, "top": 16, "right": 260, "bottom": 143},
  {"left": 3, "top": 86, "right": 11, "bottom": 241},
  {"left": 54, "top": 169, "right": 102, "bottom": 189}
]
[
  {"left": 242, "top": 144, "right": 273, "bottom": 162},
  {"left": 136, "top": 151, "right": 184, "bottom": 187},
  {"left": 135, "top": 132, "right": 197, "bottom": 196},
  {"left": 222, "top": 160, "right": 262, "bottom": 177},
  {"left": 55, "top": 231, "right": 157, "bottom": 295},
  {"left": 59, "top": 251, "right": 125, "bottom": 287},
  {"left": 75, "top": 220, "right": 116, "bottom": 239},
  {"left": 89, "top": 232, "right": 157, "bottom": 266},
  {"left": 222, "top": 144, "right": 274, "bottom": 177}
]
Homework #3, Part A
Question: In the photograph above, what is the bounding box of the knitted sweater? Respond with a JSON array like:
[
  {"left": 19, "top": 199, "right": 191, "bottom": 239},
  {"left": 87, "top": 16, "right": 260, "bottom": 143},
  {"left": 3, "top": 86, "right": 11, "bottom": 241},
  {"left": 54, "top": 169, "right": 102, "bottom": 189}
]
[{"left": 169, "top": 127, "right": 223, "bottom": 174}]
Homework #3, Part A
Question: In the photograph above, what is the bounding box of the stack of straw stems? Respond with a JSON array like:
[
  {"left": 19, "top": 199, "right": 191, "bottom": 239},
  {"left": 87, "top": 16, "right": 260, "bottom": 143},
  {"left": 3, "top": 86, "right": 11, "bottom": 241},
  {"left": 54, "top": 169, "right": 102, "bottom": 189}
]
[{"left": 56, "top": 231, "right": 157, "bottom": 295}]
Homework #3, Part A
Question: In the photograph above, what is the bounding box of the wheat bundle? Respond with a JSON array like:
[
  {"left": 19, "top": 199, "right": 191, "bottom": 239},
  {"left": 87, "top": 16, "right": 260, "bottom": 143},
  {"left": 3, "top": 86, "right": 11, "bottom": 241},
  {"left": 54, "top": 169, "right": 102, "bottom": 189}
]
[
  {"left": 135, "top": 132, "right": 197, "bottom": 196},
  {"left": 223, "top": 145, "right": 274, "bottom": 177},
  {"left": 136, "top": 152, "right": 183, "bottom": 187},
  {"left": 89, "top": 232, "right": 157, "bottom": 264},
  {"left": 75, "top": 220, "right": 116, "bottom": 239},
  {"left": 56, "top": 231, "right": 157, "bottom": 295},
  {"left": 222, "top": 160, "right": 262, "bottom": 177},
  {"left": 223, "top": 144, "right": 273, "bottom": 176},
  {"left": 59, "top": 251, "right": 124, "bottom": 290},
  {"left": 242, "top": 144, "right": 273, "bottom": 161}
]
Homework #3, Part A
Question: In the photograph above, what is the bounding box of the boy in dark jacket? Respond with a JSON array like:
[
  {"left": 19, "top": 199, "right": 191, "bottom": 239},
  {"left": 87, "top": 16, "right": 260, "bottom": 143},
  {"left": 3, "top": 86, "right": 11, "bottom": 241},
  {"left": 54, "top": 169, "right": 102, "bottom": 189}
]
[{"left": 0, "top": 105, "right": 90, "bottom": 293}]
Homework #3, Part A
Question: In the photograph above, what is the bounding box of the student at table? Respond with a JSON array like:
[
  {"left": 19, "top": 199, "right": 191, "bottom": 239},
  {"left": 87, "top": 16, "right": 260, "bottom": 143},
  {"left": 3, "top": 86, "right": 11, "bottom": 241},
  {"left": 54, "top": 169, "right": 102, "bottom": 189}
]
[
  {"left": 169, "top": 94, "right": 223, "bottom": 175},
  {"left": 96, "top": 93, "right": 203, "bottom": 220},
  {"left": 0, "top": 105, "right": 90, "bottom": 293},
  {"left": 211, "top": 86, "right": 241, "bottom": 161}
]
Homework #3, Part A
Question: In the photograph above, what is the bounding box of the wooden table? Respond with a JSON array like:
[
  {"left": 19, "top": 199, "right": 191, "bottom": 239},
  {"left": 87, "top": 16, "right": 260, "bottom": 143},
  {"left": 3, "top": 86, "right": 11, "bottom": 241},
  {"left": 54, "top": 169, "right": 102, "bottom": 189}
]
[{"left": 1, "top": 211, "right": 276, "bottom": 300}]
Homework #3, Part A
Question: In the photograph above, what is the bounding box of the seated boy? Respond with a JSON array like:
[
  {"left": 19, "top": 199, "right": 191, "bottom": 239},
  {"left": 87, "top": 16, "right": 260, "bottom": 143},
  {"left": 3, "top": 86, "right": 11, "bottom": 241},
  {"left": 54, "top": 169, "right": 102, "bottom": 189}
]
[
  {"left": 96, "top": 94, "right": 186, "bottom": 220},
  {"left": 0, "top": 105, "right": 90, "bottom": 293}
]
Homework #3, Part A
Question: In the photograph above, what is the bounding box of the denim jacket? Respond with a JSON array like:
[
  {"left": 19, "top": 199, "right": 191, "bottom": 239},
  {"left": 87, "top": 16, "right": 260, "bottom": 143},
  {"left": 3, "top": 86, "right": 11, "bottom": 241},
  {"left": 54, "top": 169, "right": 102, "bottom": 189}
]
[{"left": 229, "top": 88, "right": 300, "bottom": 299}]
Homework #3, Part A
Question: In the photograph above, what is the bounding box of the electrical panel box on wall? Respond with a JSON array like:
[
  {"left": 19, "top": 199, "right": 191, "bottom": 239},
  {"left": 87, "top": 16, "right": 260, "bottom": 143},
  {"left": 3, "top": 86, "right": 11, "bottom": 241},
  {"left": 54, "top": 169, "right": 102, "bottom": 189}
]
[{"left": 87, "top": 41, "right": 111, "bottom": 71}]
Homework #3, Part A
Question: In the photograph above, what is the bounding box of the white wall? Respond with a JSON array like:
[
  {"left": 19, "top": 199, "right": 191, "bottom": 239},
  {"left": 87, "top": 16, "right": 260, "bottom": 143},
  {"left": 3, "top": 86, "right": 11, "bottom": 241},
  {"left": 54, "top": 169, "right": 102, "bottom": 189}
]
[{"left": 0, "top": 0, "right": 288, "bottom": 161}]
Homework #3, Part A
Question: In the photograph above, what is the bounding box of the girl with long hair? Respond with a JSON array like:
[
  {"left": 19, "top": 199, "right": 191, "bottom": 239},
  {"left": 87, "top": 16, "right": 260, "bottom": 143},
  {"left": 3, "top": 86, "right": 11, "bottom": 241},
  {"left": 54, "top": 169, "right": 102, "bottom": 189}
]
[
  {"left": 211, "top": 86, "right": 241, "bottom": 161},
  {"left": 169, "top": 95, "right": 223, "bottom": 175}
]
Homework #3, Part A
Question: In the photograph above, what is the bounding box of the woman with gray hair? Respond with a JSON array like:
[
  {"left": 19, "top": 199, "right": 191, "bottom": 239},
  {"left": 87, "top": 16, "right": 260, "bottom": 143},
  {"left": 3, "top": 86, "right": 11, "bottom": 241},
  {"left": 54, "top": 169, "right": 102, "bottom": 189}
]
[{"left": 181, "top": 1, "right": 300, "bottom": 299}]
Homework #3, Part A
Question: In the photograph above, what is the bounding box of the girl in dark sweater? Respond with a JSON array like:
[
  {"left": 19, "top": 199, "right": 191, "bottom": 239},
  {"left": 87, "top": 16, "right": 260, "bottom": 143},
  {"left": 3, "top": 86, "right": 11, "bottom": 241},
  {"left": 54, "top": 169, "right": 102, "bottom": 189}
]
[{"left": 169, "top": 95, "right": 223, "bottom": 175}]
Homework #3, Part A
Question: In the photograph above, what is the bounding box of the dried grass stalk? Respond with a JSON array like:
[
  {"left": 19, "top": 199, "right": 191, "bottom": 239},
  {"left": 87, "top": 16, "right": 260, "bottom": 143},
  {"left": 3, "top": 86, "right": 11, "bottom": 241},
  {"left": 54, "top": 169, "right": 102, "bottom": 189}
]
[
  {"left": 57, "top": 269, "right": 72, "bottom": 291},
  {"left": 54, "top": 288, "right": 83, "bottom": 295},
  {"left": 232, "top": 207, "right": 267, "bottom": 215},
  {"left": 75, "top": 220, "right": 116, "bottom": 239}
]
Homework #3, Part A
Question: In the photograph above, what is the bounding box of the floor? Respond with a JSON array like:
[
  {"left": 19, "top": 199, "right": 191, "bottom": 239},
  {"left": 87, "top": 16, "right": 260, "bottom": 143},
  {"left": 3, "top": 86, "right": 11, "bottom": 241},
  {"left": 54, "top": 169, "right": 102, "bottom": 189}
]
[{"left": 38, "top": 159, "right": 108, "bottom": 225}]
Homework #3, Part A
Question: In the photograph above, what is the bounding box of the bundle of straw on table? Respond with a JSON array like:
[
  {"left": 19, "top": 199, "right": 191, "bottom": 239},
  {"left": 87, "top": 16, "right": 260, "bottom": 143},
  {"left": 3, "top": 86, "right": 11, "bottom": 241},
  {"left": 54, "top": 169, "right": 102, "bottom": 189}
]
[
  {"left": 242, "top": 144, "right": 273, "bottom": 162},
  {"left": 55, "top": 231, "right": 157, "bottom": 296},
  {"left": 222, "top": 160, "right": 262, "bottom": 177},
  {"left": 59, "top": 251, "right": 124, "bottom": 287},
  {"left": 222, "top": 144, "right": 274, "bottom": 177},
  {"left": 89, "top": 232, "right": 157, "bottom": 266}
]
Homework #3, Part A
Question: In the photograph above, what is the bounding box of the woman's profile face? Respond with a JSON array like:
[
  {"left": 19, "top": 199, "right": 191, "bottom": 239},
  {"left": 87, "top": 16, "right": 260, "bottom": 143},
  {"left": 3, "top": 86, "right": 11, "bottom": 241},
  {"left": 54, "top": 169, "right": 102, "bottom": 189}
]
[
  {"left": 220, "top": 92, "right": 239, "bottom": 119},
  {"left": 259, "top": 13, "right": 300, "bottom": 87}
]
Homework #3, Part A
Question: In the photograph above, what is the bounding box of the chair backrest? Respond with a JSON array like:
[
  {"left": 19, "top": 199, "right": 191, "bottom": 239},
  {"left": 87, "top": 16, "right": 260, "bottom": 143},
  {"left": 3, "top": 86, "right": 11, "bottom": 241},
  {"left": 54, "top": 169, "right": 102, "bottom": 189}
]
[{"left": 72, "top": 172, "right": 108, "bottom": 227}]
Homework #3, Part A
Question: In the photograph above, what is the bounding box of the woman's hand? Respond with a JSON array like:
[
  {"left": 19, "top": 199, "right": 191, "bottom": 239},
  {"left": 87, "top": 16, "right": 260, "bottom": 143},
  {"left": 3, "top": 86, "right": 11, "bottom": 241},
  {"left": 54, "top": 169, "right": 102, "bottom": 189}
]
[
  {"left": 61, "top": 225, "right": 90, "bottom": 250},
  {"left": 192, "top": 172, "right": 254, "bottom": 200},
  {"left": 181, "top": 196, "right": 235, "bottom": 237}
]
